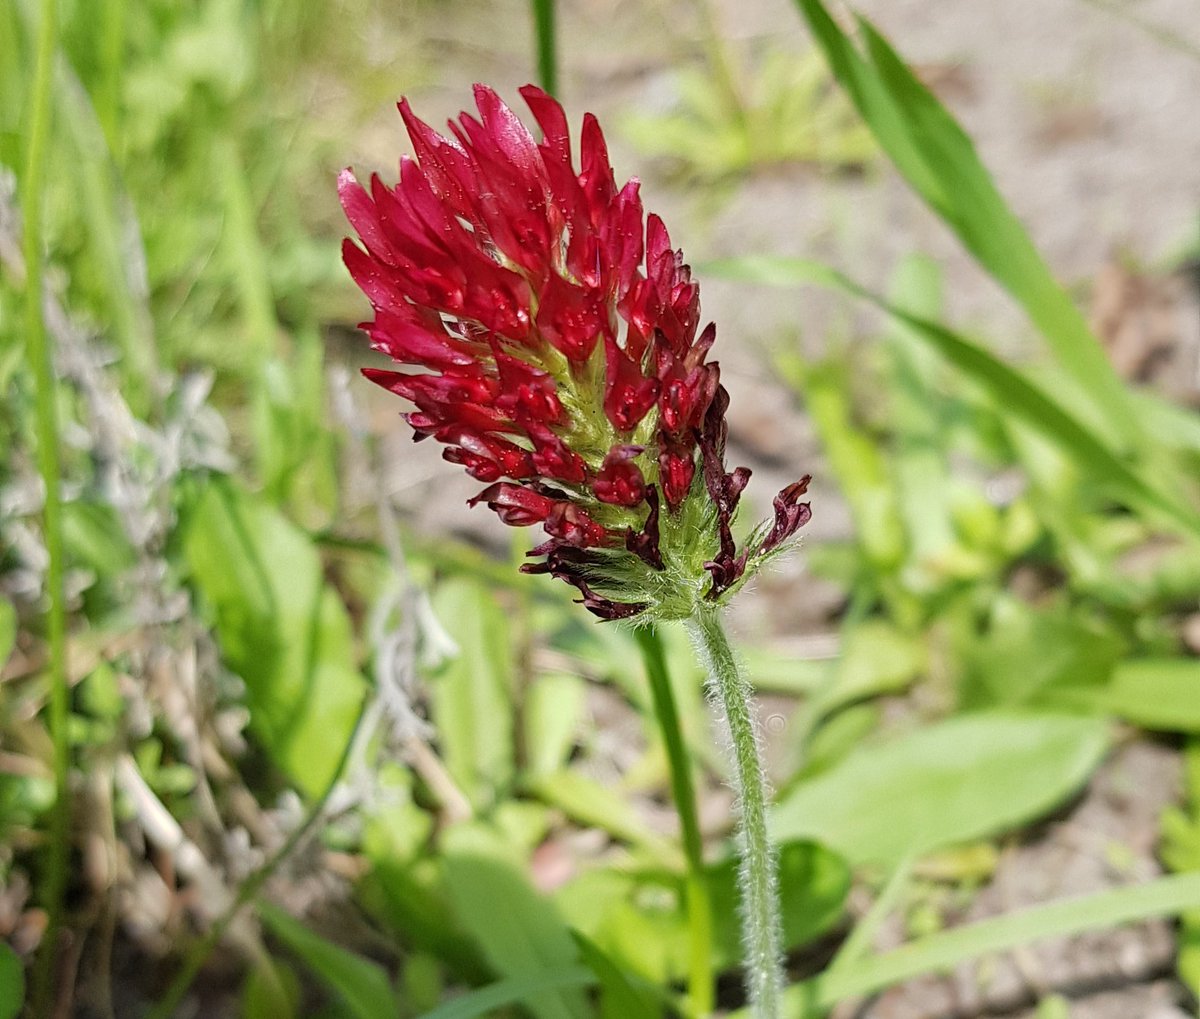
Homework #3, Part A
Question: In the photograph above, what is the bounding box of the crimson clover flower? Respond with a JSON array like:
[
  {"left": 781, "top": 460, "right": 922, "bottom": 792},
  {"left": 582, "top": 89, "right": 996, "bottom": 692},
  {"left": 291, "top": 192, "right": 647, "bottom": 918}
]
[{"left": 340, "top": 84, "right": 810, "bottom": 621}]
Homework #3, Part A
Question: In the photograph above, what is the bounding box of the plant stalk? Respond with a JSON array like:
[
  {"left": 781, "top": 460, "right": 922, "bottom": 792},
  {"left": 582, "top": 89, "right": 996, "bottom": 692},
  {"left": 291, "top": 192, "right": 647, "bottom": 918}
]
[
  {"left": 23, "top": 0, "right": 69, "bottom": 1011},
  {"left": 529, "top": 0, "right": 558, "bottom": 97},
  {"left": 635, "top": 625, "right": 714, "bottom": 1017},
  {"left": 686, "top": 607, "right": 784, "bottom": 1018}
]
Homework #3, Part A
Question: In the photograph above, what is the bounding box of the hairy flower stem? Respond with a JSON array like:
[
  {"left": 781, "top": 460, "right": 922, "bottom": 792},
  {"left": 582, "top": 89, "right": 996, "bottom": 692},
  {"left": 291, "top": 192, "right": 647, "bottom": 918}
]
[
  {"left": 635, "top": 626, "right": 714, "bottom": 1017},
  {"left": 687, "top": 607, "right": 784, "bottom": 1018}
]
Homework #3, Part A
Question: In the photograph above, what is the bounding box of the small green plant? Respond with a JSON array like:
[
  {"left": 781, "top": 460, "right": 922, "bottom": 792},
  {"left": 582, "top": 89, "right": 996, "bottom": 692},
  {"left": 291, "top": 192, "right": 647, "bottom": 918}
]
[{"left": 622, "top": 45, "right": 876, "bottom": 183}]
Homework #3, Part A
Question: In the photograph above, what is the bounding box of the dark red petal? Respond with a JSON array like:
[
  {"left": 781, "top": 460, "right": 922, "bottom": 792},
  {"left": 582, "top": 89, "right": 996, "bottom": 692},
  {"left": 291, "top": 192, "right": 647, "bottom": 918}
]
[
  {"left": 474, "top": 84, "right": 544, "bottom": 178},
  {"left": 529, "top": 426, "right": 588, "bottom": 484},
  {"left": 398, "top": 98, "right": 477, "bottom": 219},
  {"left": 658, "top": 443, "right": 695, "bottom": 511},
  {"left": 468, "top": 482, "right": 556, "bottom": 525},
  {"left": 536, "top": 274, "right": 606, "bottom": 362},
  {"left": 580, "top": 113, "right": 616, "bottom": 217},
  {"left": 762, "top": 475, "right": 813, "bottom": 552},
  {"left": 364, "top": 310, "right": 477, "bottom": 371},
  {"left": 594, "top": 446, "right": 647, "bottom": 506},
  {"left": 494, "top": 352, "right": 566, "bottom": 425},
  {"left": 625, "top": 484, "right": 664, "bottom": 569},
  {"left": 338, "top": 170, "right": 395, "bottom": 264},
  {"left": 545, "top": 503, "right": 610, "bottom": 547},
  {"left": 603, "top": 336, "right": 659, "bottom": 432},
  {"left": 519, "top": 84, "right": 572, "bottom": 165}
]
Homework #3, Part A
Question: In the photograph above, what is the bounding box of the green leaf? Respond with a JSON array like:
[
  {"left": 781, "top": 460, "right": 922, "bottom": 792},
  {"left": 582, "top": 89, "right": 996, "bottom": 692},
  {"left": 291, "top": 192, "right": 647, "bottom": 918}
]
[
  {"left": 791, "top": 0, "right": 1139, "bottom": 451},
  {"left": 429, "top": 577, "right": 516, "bottom": 811},
  {"left": 814, "top": 619, "right": 924, "bottom": 717},
  {"left": 0, "top": 943, "right": 22, "bottom": 1019},
  {"left": 524, "top": 770, "right": 677, "bottom": 862},
  {"left": 557, "top": 841, "right": 848, "bottom": 986},
  {"left": 800, "top": 356, "right": 906, "bottom": 571},
  {"left": 522, "top": 672, "right": 586, "bottom": 778},
  {"left": 959, "top": 597, "right": 1122, "bottom": 710},
  {"left": 0, "top": 599, "right": 15, "bottom": 669},
  {"left": 242, "top": 958, "right": 300, "bottom": 1019},
  {"left": 772, "top": 711, "right": 1110, "bottom": 865},
  {"left": 183, "top": 478, "right": 365, "bottom": 796},
  {"left": 798, "top": 873, "right": 1200, "bottom": 1011},
  {"left": 417, "top": 967, "right": 597, "bottom": 1019},
  {"left": 703, "top": 255, "right": 1200, "bottom": 542},
  {"left": 442, "top": 851, "right": 589, "bottom": 1019},
  {"left": 572, "top": 933, "right": 662, "bottom": 1019},
  {"left": 259, "top": 902, "right": 396, "bottom": 1019},
  {"left": 709, "top": 840, "right": 850, "bottom": 964},
  {"left": 883, "top": 255, "right": 959, "bottom": 574},
  {"left": 61, "top": 499, "right": 136, "bottom": 578},
  {"left": 1096, "top": 659, "right": 1200, "bottom": 733}
]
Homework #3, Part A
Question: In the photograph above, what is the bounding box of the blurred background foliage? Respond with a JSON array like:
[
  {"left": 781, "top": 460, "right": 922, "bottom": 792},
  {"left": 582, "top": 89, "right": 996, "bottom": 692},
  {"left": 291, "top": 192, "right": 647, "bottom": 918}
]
[{"left": 3, "top": 0, "right": 1200, "bottom": 1016}]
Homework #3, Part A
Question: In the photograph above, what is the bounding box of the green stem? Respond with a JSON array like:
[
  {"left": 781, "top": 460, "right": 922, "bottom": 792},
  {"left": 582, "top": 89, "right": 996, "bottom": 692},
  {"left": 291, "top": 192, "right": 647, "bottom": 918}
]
[
  {"left": 686, "top": 607, "right": 783, "bottom": 1019},
  {"left": 97, "top": 0, "right": 125, "bottom": 149},
  {"left": 23, "top": 0, "right": 68, "bottom": 1011},
  {"left": 147, "top": 696, "right": 369, "bottom": 1019},
  {"left": 529, "top": 0, "right": 558, "bottom": 97},
  {"left": 635, "top": 626, "right": 714, "bottom": 1017}
]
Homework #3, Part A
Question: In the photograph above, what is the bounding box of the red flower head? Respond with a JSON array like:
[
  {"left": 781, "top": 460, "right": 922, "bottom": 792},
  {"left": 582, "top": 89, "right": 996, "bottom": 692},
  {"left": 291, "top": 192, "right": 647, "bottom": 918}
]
[{"left": 340, "top": 85, "right": 810, "bottom": 620}]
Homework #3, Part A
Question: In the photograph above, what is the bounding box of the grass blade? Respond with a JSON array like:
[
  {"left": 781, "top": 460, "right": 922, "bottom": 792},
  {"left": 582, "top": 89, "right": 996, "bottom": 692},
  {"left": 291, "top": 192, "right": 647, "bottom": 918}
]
[
  {"left": 635, "top": 625, "right": 714, "bottom": 1017},
  {"left": 809, "top": 872, "right": 1200, "bottom": 1008},
  {"left": 21, "top": 0, "right": 69, "bottom": 1009},
  {"left": 704, "top": 255, "right": 1200, "bottom": 541},
  {"left": 418, "top": 967, "right": 597, "bottom": 1019},
  {"left": 792, "top": 0, "right": 1140, "bottom": 451}
]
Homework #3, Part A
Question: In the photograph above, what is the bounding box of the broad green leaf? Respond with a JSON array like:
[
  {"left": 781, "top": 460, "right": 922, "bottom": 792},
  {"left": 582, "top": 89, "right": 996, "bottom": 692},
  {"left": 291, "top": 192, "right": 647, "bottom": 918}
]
[
  {"left": 704, "top": 256, "right": 1200, "bottom": 542},
  {"left": 0, "top": 943, "right": 21, "bottom": 1019},
  {"left": 360, "top": 763, "right": 434, "bottom": 864},
  {"left": 429, "top": 578, "right": 515, "bottom": 810},
  {"left": 442, "top": 852, "right": 589, "bottom": 1019},
  {"left": 792, "top": 0, "right": 1138, "bottom": 450},
  {"left": 1096, "top": 659, "right": 1200, "bottom": 732},
  {"left": 259, "top": 902, "right": 396, "bottom": 1019},
  {"left": 183, "top": 478, "right": 365, "bottom": 795},
  {"left": 523, "top": 672, "right": 586, "bottom": 778},
  {"left": 813, "top": 619, "right": 924, "bottom": 717},
  {"left": 959, "top": 597, "right": 1121, "bottom": 710},
  {"left": 524, "top": 770, "right": 677, "bottom": 863},
  {"left": 772, "top": 711, "right": 1110, "bottom": 865},
  {"left": 558, "top": 841, "right": 848, "bottom": 986}
]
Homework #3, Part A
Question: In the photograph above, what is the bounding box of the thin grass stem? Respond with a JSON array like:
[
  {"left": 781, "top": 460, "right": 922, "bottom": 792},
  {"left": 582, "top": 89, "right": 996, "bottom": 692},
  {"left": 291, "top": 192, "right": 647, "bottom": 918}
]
[
  {"left": 97, "top": 0, "right": 126, "bottom": 149},
  {"left": 23, "top": 0, "right": 68, "bottom": 1010},
  {"left": 529, "top": 0, "right": 558, "bottom": 97},
  {"left": 635, "top": 625, "right": 715, "bottom": 1017}
]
